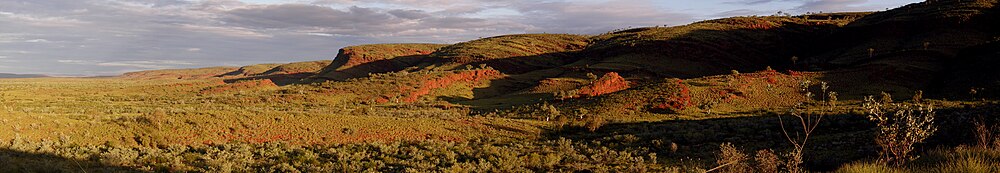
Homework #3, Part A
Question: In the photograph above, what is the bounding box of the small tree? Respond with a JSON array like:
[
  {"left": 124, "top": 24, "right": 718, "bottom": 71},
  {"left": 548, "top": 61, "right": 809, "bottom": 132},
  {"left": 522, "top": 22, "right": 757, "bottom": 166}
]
[
  {"left": 863, "top": 92, "right": 937, "bottom": 166},
  {"left": 777, "top": 80, "right": 830, "bottom": 172},
  {"left": 779, "top": 105, "right": 822, "bottom": 173},
  {"left": 970, "top": 87, "right": 982, "bottom": 100}
]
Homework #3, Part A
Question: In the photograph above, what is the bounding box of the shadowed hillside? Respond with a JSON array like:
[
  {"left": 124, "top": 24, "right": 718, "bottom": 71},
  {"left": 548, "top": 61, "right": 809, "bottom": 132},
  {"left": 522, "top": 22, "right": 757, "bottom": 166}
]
[{"left": 423, "top": 34, "right": 590, "bottom": 74}]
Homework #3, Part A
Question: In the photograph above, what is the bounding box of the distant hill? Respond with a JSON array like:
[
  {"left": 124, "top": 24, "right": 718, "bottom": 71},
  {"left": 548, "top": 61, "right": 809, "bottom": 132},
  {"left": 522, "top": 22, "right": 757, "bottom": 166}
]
[
  {"left": 0, "top": 73, "right": 47, "bottom": 78},
  {"left": 121, "top": 66, "right": 240, "bottom": 80},
  {"left": 120, "top": 60, "right": 332, "bottom": 85}
]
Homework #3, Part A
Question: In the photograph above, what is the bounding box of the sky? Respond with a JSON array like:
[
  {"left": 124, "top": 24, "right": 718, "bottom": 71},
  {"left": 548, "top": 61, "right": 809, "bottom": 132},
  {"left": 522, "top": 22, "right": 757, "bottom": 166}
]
[{"left": 0, "top": 0, "right": 921, "bottom": 76}]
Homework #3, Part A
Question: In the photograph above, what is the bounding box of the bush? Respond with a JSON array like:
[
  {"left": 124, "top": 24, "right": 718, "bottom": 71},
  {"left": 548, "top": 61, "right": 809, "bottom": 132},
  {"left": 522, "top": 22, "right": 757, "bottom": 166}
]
[
  {"left": 584, "top": 115, "right": 605, "bottom": 132},
  {"left": 863, "top": 92, "right": 938, "bottom": 166},
  {"left": 713, "top": 143, "right": 750, "bottom": 173},
  {"left": 754, "top": 149, "right": 780, "bottom": 173}
]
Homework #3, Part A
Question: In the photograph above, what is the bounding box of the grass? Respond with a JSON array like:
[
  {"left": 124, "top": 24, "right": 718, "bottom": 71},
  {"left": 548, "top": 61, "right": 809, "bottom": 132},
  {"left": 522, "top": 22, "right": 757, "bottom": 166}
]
[
  {"left": 0, "top": 78, "right": 544, "bottom": 147},
  {"left": 838, "top": 146, "right": 1000, "bottom": 173}
]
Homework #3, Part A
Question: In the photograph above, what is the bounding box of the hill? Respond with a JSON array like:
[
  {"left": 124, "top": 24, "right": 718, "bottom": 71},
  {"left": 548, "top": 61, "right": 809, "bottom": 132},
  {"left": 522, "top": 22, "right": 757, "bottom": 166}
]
[
  {"left": 0, "top": 73, "right": 47, "bottom": 78},
  {"left": 120, "top": 60, "right": 332, "bottom": 84},
  {"left": 312, "top": 43, "right": 447, "bottom": 81},
  {"left": 120, "top": 66, "right": 239, "bottom": 80},
  {"left": 423, "top": 34, "right": 590, "bottom": 74}
]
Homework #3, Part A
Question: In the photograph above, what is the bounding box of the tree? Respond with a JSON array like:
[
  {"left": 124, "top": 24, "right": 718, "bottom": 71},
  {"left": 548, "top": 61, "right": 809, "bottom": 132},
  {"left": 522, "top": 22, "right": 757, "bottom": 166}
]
[{"left": 779, "top": 104, "right": 822, "bottom": 173}]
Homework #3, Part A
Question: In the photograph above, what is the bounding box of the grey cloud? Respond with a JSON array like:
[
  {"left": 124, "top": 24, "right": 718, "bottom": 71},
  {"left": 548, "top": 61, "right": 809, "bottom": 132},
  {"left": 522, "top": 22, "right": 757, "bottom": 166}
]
[
  {"left": 388, "top": 9, "right": 431, "bottom": 19},
  {"left": 506, "top": 0, "right": 694, "bottom": 34},
  {"left": 795, "top": 0, "right": 871, "bottom": 12},
  {"left": 726, "top": 0, "right": 795, "bottom": 5},
  {"left": 224, "top": 5, "right": 397, "bottom": 29},
  {"left": 711, "top": 9, "right": 771, "bottom": 18}
]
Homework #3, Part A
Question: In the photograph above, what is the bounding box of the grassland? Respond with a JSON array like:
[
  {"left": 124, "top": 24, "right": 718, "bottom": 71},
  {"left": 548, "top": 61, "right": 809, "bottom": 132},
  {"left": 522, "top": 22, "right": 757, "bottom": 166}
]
[{"left": 3, "top": 68, "right": 997, "bottom": 172}]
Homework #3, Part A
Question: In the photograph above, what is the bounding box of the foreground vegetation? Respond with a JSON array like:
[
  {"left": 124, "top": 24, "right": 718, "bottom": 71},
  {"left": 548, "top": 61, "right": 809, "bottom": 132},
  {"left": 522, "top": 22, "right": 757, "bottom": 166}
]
[{"left": 2, "top": 72, "right": 997, "bottom": 172}]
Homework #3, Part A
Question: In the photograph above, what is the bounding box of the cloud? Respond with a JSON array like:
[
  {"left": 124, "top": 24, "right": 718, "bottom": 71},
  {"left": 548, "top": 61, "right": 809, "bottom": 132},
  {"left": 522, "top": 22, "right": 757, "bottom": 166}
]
[
  {"left": 726, "top": 0, "right": 794, "bottom": 5},
  {"left": 795, "top": 0, "right": 872, "bottom": 12},
  {"left": 711, "top": 9, "right": 771, "bottom": 18},
  {"left": 0, "top": 11, "right": 90, "bottom": 27},
  {"left": 58, "top": 59, "right": 194, "bottom": 69},
  {"left": 509, "top": 0, "right": 694, "bottom": 34},
  {"left": 25, "top": 39, "right": 51, "bottom": 43},
  {"left": 57, "top": 59, "right": 92, "bottom": 64},
  {"left": 388, "top": 9, "right": 431, "bottom": 19},
  {"left": 177, "top": 24, "right": 273, "bottom": 38},
  {"left": 96, "top": 60, "right": 194, "bottom": 69}
]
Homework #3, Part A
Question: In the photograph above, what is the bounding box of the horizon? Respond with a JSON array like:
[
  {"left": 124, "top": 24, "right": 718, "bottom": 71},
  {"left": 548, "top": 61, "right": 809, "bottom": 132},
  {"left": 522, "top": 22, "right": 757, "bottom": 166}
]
[{"left": 0, "top": 0, "right": 920, "bottom": 76}]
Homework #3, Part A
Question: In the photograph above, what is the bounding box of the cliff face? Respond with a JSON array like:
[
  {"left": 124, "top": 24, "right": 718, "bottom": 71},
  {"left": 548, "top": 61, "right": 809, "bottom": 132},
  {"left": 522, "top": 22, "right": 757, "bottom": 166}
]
[{"left": 312, "top": 43, "right": 447, "bottom": 81}]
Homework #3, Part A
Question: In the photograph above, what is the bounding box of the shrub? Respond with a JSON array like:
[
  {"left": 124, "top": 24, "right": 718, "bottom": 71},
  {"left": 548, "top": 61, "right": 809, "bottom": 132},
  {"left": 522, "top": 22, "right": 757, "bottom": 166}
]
[
  {"left": 584, "top": 115, "right": 605, "bottom": 132},
  {"left": 754, "top": 149, "right": 780, "bottom": 173},
  {"left": 537, "top": 103, "right": 560, "bottom": 121},
  {"left": 973, "top": 118, "right": 997, "bottom": 149},
  {"left": 863, "top": 93, "right": 938, "bottom": 166},
  {"left": 712, "top": 143, "right": 750, "bottom": 173}
]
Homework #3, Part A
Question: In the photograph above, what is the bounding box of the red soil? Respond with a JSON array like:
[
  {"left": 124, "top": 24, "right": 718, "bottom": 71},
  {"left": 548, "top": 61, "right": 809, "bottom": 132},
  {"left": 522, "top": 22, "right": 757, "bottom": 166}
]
[
  {"left": 654, "top": 79, "right": 691, "bottom": 110},
  {"left": 399, "top": 69, "right": 504, "bottom": 103},
  {"left": 575, "top": 72, "right": 630, "bottom": 97}
]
